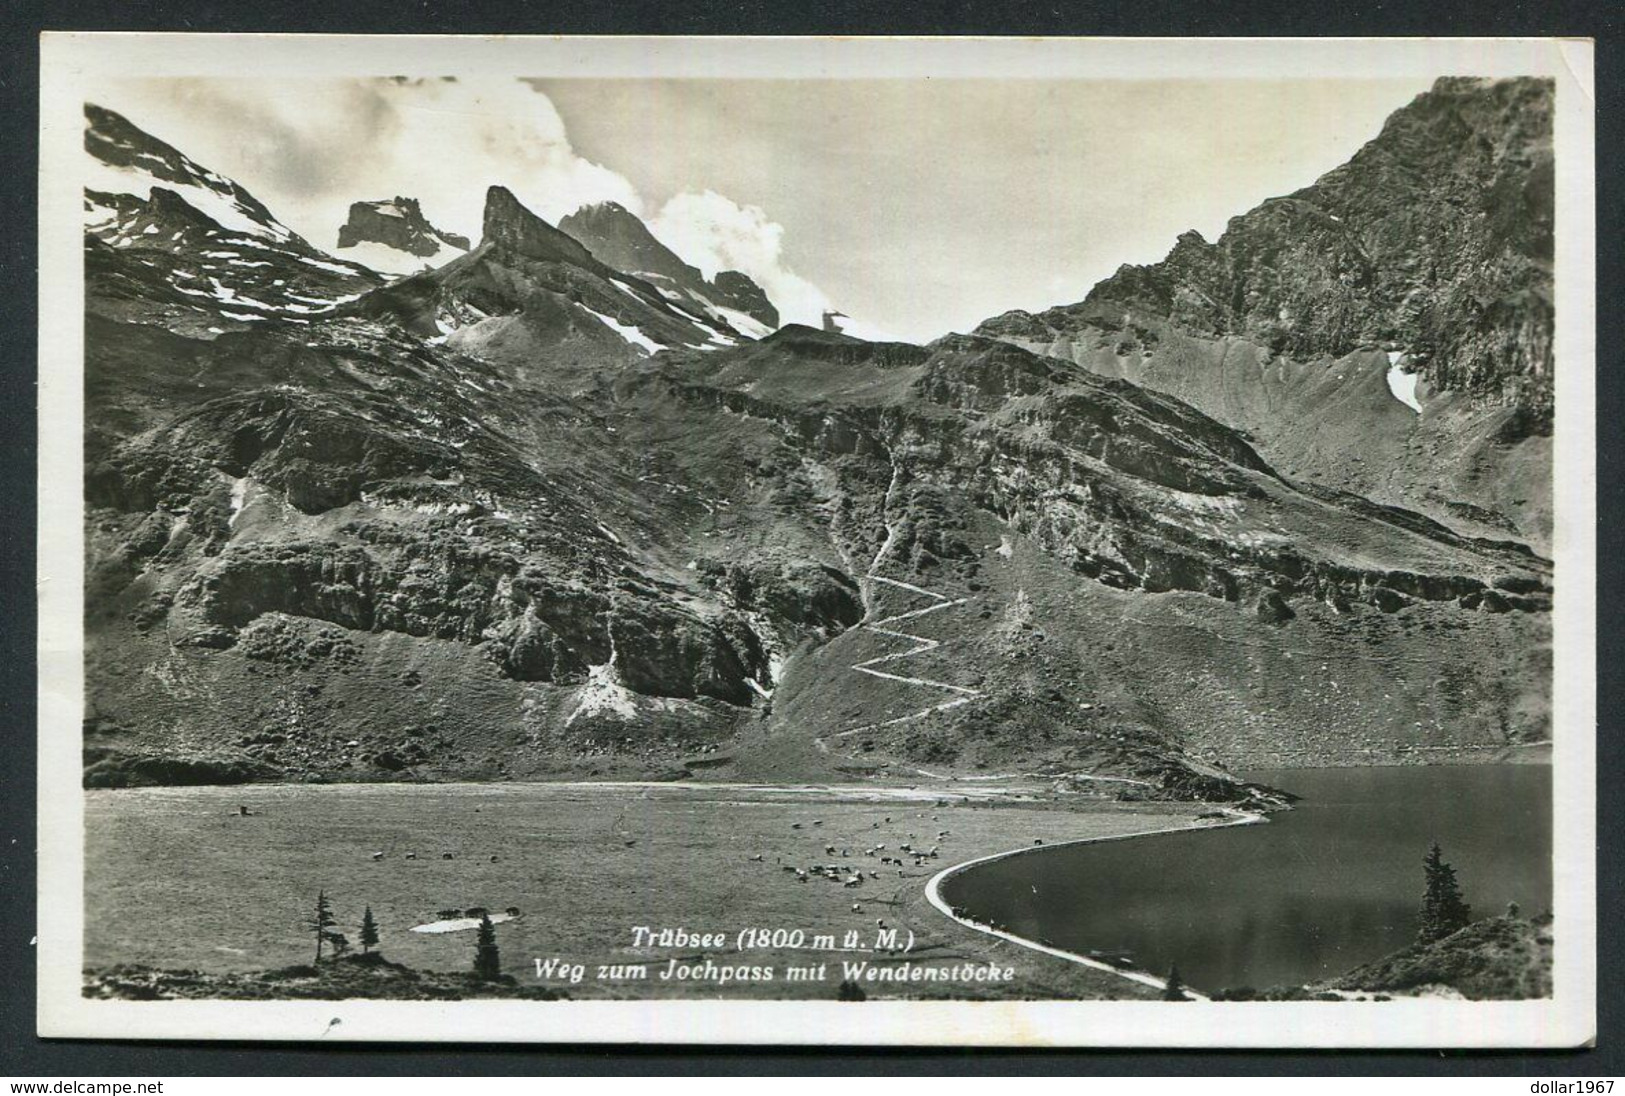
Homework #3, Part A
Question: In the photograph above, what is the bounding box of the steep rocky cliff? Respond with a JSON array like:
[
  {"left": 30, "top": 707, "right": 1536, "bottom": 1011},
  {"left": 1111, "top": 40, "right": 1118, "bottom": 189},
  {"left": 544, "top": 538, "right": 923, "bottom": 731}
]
[{"left": 976, "top": 77, "right": 1554, "bottom": 550}]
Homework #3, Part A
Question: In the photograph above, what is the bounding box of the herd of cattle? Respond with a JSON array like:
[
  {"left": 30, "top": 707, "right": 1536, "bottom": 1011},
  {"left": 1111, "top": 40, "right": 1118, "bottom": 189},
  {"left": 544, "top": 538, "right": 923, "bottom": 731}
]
[
  {"left": 772, "top": 814, "right": 953, "bottom": 888},
  {"left": 429, "top": 905, "right": 524, "bottom": 921}
]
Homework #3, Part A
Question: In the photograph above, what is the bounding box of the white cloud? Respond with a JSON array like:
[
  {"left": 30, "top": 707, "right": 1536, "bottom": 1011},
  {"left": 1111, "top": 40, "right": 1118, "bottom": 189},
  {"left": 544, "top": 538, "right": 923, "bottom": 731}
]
[
  {"left": 369, "top": 79, "right": 647, "bottom": 236},
  {"left": 648, "top": 190, "right": 833, "bottom": 330},
  {"left": 647, "top": 190, "right": 893, "bottom": 338}
]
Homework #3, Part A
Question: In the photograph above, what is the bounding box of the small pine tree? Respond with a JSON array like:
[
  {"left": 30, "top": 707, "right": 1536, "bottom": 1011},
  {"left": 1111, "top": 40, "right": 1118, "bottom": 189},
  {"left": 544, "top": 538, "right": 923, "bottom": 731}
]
[
  {"left": 1417, "top": 842, "right": 1473, "bottom": 945},
  {"left": 837, "top": 979, "right": 867, "bottom": 1002},
  {"left": 305, "top": 890, "right": 337, "bottom": 964},
  {"left": 473, "top": 914, "right": 502, "bottom": 980},
  {"left": 1161, "top": 965, "right": 1189, "bottom": 1002},
  {"left": 359, "top": 907, "right": 380, "bottom": 955}
]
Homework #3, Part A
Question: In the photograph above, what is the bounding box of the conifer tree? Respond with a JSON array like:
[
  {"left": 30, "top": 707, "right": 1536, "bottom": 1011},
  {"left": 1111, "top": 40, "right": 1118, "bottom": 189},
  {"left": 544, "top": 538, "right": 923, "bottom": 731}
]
[
  {"left": 1417, "top": 842, "right": 1472, "bottom": 945},
  {"left": 359, "top": 906, "right": 380, "bottom": 955},
  {"left": 305, "top": 890, "right": 337, "bottom": 964},
  {"left": 1161, "top": 964, "right": 1189, "bottom": 1002},
  {"left": 473, "top": 914, "right": 502, "bottom": 980}
]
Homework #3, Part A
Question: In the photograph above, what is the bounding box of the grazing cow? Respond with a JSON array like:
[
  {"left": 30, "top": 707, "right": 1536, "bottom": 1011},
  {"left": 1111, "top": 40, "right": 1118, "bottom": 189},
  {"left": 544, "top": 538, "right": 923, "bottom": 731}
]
[
  {"left": 791, "top": 823, "right": 802, "bottom": 830},
  {"left": 370, "top": 852, "right": 384, "bottom": 861},
  {"left": 405, "top": 853, "right": 418, "bottom": 861},
  {"left": 813, "top": 820, "right": 823, "bottom": 827},
  {"left": 442, "top": 853, "right": 454, "bottom": 860},
  {"left": 851, "top": 903, "right": 862, "bottom": 913},
  {"left": 490, "top": 855, "right": 499, "bottom": 863},
  {"left": 825, "top": 846, "right": 836, "bottom": 855},
  {"left": 749, "top": 854, "right": 764, "bottom": 862}
]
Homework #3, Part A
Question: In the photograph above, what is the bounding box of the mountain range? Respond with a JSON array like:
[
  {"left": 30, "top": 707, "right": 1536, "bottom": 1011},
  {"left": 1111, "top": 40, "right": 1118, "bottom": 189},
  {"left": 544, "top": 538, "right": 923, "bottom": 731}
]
[{"left": 79, "top": 81, "right": 1553, "bottom": 798}]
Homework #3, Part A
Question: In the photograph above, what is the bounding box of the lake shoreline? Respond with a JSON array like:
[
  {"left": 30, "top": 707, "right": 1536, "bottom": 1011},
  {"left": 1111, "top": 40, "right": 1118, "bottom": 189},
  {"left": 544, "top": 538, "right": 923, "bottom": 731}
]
[
  {"left": 924, "top": 807, "right": 1268, "bottom": 1000},
  {"left": 937, "top": 765, "right": 1552, "bottom": 995}
]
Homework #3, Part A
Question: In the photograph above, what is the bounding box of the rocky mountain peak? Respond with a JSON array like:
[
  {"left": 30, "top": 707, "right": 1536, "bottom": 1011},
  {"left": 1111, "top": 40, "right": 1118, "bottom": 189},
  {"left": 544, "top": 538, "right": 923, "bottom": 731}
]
[
  {"left": 559, "top": 200, "right": 779, "bottom": 331},
  {"left": 559, "top": 200, "right": 687, "bottom": 282},
  {"left": 82, "top": 106, "right": 377, "bottom": 329},
  {"left": 85, "top": 103, "right": 304, "bottom": 248},
  {"left": 481, "top": 185, "right": 596, "bottom": 266},
  {"left": 336, "top": 196, "right": 470, "bottom": 259},
  {"left": 1077, "top": 76, "right": 1554, "bottom": 413},
  {"left": 712, "top": 271, "right": 777, "bottom": 326},
  {"left": 973, "top": 76, "right": 1556, "bottom": 549}
]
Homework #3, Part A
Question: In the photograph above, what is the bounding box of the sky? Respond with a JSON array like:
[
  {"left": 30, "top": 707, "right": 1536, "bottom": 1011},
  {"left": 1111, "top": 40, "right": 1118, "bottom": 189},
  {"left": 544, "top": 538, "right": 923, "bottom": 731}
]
[{"left": 87, "top": 75, "right": 1434, "bottom": 342}]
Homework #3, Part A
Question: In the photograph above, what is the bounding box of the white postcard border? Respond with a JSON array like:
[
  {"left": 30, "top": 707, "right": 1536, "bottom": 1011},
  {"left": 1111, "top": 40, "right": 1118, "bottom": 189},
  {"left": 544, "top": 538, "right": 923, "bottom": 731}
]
[{"left": 36, "top": 33, "right": 1597, "bottom": 1048}]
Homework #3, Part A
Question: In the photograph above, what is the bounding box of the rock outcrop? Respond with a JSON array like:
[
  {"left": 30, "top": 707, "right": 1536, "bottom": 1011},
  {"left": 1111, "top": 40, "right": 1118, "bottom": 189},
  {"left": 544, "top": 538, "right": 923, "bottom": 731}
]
[{"left": 337, "top": 196, "right": 470, "bottom": 257}]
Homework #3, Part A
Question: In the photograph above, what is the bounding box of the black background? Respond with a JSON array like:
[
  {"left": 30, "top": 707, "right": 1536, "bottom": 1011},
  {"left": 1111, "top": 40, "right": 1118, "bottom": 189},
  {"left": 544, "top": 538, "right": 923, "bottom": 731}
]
[{"left": 1, "top": 0, "right": 1618, "bottom": 1077}]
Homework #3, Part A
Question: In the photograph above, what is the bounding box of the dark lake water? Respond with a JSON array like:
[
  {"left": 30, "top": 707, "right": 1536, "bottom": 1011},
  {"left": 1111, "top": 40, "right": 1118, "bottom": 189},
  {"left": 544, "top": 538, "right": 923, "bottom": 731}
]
[{"left": 939, "top": 765, "right": 1551, "bottom": 993}]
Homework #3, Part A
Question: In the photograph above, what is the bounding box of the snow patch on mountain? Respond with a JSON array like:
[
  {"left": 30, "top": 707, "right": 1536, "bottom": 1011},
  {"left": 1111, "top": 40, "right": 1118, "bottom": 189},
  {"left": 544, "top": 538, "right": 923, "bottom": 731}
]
[
  {"left": 1385, "top": 351, "right": 1423, "bottom": 414},
  {"left": 582, "top": 306, "right": 666, "bottom": 355},
  {"left": 84, "top": 155, "right": 294, "bottom": 244},
  {"left": 338, "top": 239, "right": 441, "bottom": 278}
]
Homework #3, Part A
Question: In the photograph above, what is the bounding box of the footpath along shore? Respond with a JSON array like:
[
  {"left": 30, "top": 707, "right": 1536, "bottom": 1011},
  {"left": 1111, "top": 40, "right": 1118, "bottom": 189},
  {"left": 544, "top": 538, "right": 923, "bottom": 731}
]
[{"left": 923, "top": 808, "right": 1268, "bottom": 1002}]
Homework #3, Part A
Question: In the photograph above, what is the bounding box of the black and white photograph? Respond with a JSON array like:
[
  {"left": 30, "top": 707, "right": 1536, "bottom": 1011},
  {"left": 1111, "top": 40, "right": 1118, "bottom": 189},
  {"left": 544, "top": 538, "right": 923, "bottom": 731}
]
[{"left": 33, "top": 34, "right": 1596, "bottom": 1048}]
